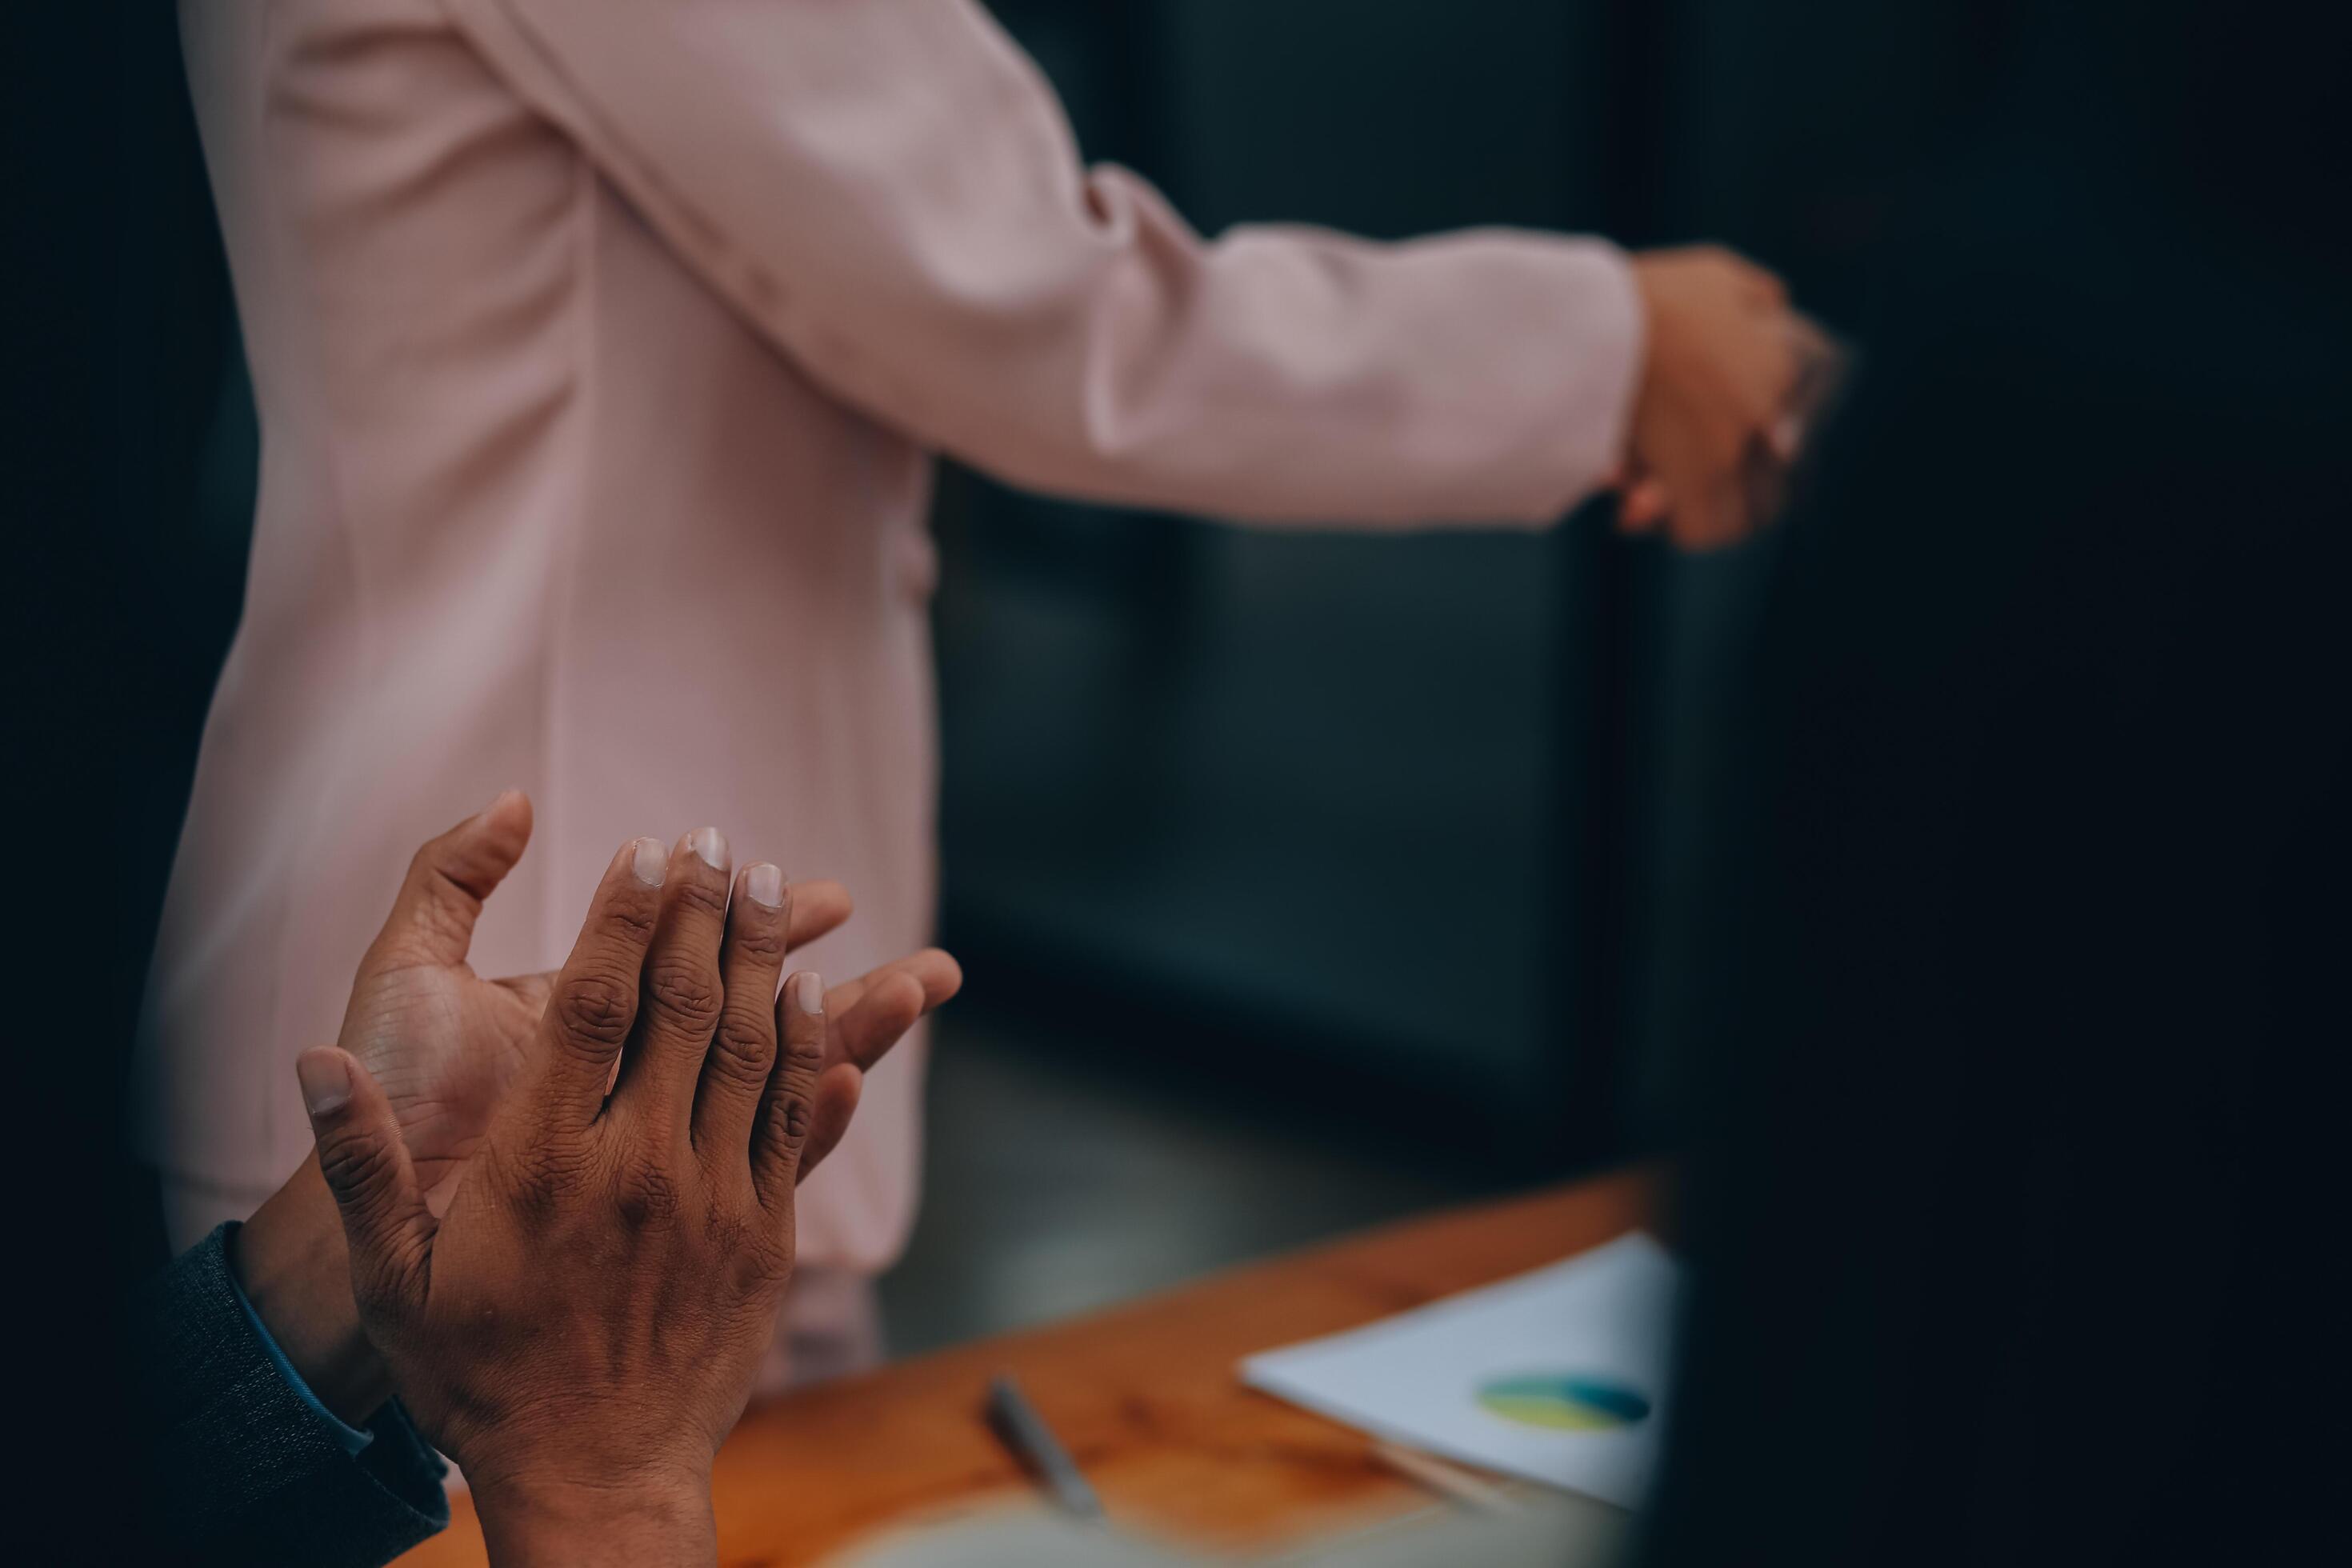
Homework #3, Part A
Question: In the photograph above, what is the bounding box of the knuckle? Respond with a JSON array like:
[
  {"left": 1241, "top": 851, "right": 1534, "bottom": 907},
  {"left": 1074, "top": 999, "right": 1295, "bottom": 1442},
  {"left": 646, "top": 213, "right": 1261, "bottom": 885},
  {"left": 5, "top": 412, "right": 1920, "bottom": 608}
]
[
  {"left": 777, "top": 1030, "right": 826, "bottom": 1088},
  {"left": 708, "top": 1015, "right": 777, "bottom": 1088},
  {"left": 646, "top": 952, "right": 724, "bottom": 1028},
  {"left": 768, "top": 1088, "right": 814, "bottom": 1154},
  {"left": 673, "top": 875, "right": 731, "bottom": 921},
  {"left": 728, "top": 918, "right": 787, "bottom": 967},
  {"left": 494, "top": 1134, "right": 587, "bottom": 1216},
  {"left": 553, "top": 969, "right": 637, "bottom": 1052},
  {"left": 599, "top": 894, "right": 660, "bottom": 946},
  {"left": 614, "top": 1159, "right": 682, "bottom": 1229},
  {"left": 316, "top": 1127, "right": 401, "bottom": 1214}
]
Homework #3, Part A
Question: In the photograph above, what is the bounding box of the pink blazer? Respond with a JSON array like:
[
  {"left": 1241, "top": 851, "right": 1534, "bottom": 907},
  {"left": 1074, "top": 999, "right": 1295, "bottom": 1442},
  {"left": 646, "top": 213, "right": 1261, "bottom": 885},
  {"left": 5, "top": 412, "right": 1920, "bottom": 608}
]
[{"left": 138, "top": 0, "right": 1644, "bottom": 1277}]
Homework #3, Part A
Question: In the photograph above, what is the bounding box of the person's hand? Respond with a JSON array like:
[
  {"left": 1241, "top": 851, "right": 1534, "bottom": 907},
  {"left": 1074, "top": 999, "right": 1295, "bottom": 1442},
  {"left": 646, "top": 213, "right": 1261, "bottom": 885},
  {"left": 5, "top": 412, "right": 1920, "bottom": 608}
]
[
  {"left": 231, "top": 795, "right": 959, "bottom": 1427},
  {"left": 296, "top": 831, "right": 875, "bottom": 1564},
  {"left": 1617, "top": 245, "right": 1807, "bottom": 550},
  {"left": 333, "top": 789, "right": 890, "bottom": 1212}
]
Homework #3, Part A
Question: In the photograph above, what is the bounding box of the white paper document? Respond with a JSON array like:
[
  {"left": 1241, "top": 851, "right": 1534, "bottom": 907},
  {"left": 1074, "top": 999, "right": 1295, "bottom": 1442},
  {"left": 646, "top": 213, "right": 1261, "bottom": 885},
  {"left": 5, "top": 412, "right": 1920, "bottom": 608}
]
[{"left": 1238, "top": 1231, "right": 1682, "bottom": 1508}]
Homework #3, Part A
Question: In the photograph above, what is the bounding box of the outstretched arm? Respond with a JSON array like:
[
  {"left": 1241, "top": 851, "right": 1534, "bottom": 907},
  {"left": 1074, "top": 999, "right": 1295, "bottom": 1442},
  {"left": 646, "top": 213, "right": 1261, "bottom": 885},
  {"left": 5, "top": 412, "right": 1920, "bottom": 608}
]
[{"left": 442, "top": 0, "right": 1648, "bottom": 527}]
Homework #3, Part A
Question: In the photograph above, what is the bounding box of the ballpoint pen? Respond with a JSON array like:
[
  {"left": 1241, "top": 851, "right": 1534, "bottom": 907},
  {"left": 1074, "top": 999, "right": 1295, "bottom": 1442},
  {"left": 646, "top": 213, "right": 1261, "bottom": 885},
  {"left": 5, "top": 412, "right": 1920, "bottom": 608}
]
[{"left": 986, "top": 1373, "right": 1106, "bottom": 1522}]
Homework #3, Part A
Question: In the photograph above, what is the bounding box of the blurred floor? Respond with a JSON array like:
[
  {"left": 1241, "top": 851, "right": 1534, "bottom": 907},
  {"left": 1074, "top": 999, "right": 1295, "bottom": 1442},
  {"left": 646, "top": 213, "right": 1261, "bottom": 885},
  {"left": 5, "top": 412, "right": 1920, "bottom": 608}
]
[{"left": 876, "top": 1003, "right": 1512, "bottom": 1358}]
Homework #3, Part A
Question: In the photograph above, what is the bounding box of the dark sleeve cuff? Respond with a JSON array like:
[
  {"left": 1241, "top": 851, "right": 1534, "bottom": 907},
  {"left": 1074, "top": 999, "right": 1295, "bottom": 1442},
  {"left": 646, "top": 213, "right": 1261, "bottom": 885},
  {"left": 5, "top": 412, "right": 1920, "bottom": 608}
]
[
  {"left": 132, "top": 1223, "right": 449, "bottom": 1568},
  {"left": 224, "top": 1229, "right": 379, "bottom": 1458}
]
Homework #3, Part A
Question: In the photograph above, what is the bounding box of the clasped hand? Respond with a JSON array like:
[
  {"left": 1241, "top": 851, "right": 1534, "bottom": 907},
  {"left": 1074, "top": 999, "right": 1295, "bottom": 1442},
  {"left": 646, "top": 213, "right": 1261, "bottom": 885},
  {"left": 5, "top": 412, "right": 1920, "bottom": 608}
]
[{"left": 1618, "top": 244, "right": 1836, "bottom": 550}]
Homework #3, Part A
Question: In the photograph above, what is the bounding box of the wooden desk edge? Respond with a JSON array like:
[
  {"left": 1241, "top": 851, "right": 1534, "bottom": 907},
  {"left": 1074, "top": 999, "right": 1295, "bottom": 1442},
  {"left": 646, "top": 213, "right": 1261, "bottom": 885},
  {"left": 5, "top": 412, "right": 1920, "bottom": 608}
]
[{"left": 398, "top": 1163, "right": 1663, "bottom": 1566}]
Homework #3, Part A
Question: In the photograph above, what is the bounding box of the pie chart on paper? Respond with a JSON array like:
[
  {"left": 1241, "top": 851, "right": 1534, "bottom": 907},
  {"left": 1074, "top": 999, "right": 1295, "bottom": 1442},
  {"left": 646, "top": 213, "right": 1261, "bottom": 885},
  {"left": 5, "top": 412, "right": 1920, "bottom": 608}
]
[
  {"left": 1475, "top": 1373, "right": 1654, "bottom": 1433},
  {"left": 1240, "top": 1232, "right": 1681, "bottom": 1504}
]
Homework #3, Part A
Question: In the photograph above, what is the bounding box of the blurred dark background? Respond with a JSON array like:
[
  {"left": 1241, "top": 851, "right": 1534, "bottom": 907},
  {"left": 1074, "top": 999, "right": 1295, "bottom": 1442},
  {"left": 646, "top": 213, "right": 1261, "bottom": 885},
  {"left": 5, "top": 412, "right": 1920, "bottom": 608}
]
[{"left": 110, "top": 0, "right": 2010, "bottom": 1354}]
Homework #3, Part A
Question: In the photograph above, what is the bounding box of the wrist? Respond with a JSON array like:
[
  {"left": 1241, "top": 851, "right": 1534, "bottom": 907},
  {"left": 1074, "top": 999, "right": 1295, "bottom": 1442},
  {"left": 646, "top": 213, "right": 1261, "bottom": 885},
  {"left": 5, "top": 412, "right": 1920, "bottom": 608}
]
[
  {"left": 472, "top": 1471, "right": 717, "bottom": 1567},
  {"left": 232, "top": 1153, "right": 393, "bottom": 1425}
]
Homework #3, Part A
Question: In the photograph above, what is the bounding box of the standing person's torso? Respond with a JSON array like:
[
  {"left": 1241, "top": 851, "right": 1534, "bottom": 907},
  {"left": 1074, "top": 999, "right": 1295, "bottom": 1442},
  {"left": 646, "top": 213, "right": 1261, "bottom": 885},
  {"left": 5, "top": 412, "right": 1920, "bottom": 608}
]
[{"left": 138, "top": 0, "right": 943, "bottom": 1272}]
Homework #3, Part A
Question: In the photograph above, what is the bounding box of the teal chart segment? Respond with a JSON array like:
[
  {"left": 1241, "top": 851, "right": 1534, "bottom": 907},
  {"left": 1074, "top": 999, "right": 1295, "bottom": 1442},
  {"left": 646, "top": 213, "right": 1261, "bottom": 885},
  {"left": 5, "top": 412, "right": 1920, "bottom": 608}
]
[{"left": 1476, "top": 1373, "right": 1654, "bottom": 1432}]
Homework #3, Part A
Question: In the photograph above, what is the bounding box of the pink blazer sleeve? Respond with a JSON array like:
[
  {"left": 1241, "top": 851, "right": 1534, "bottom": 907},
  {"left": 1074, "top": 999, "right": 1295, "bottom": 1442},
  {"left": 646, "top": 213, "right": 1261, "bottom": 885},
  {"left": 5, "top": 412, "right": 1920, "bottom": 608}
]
[{"left": 441, "top": 0, "right": 1646, "bottom": 526}]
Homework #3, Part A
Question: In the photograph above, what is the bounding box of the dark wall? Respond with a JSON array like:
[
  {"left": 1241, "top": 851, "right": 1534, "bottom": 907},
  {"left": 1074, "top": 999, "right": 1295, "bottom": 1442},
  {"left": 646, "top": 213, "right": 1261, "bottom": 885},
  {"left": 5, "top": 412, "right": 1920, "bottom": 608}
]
[
  {"left": 935, "top": 1, "right": 1622, "bottom": 1162},
  {"left": 938, "top": 1, "right": 2012, "bottom": 1167}
]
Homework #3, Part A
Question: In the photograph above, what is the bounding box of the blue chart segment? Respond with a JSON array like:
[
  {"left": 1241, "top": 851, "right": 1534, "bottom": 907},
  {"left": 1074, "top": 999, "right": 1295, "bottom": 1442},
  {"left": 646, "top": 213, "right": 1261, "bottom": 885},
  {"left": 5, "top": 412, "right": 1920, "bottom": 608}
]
[{"left": 1476, "top": 1373, "right": 1653, "bottom": 1432}]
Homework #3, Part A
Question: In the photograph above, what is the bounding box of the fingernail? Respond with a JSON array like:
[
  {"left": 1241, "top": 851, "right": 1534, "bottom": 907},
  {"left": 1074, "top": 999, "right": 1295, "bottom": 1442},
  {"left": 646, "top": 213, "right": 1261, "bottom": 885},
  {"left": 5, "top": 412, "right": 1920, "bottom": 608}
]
[
  {"left": 630, "top": 837, "right": 668, "bottom": 886},
  {"left": 791, "top": 971, "right": 824, "bottom": 1016},
  {"left": 295, "top": 1051, "right": 351, "bottom": 1117},
  {"left": 482, "top": 786, "right": 524, "bottom": 818},
  {"left": 687, "top": 826, "right": 730, "bottom": 872},
  {"left": 746, "top": 863, "right": 785, "bottom": 908}
]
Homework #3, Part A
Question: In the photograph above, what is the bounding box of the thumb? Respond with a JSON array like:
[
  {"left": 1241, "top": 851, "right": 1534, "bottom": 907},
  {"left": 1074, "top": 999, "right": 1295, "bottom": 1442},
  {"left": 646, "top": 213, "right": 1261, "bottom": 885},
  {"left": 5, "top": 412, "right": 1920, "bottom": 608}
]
[
  {"left": 298, "top": 1047, "right": 433, "bottom": 1315},
  {"left": 370, "top": 789, "right": 534, "bottom": 969}
]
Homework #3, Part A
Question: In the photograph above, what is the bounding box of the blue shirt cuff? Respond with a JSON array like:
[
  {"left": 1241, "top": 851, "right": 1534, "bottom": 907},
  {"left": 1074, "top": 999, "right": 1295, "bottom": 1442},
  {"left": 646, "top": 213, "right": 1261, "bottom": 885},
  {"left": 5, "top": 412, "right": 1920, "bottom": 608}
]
[{"left": 225, "top": 1235, "right": 376, "bottom": 1458}]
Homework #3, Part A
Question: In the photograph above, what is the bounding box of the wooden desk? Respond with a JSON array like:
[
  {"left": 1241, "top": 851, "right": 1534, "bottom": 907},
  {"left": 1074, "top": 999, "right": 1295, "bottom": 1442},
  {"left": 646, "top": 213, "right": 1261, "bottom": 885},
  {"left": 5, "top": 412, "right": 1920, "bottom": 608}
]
[{"left": 398, "top": 1166, "right": 1658, "bottom": 1566}]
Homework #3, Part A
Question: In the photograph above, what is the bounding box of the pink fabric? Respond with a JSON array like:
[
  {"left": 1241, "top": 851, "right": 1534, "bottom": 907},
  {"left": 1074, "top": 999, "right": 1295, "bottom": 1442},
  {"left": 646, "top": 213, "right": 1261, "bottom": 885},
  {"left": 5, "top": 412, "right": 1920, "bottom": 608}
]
[{"left": 138, "top": 0, "right": 1644, "bottom": 1284}]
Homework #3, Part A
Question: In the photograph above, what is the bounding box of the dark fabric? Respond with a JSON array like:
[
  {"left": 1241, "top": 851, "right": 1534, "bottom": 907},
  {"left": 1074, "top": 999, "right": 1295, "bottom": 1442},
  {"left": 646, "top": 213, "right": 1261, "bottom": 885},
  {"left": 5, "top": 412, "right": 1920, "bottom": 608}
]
[
  {"left": 1646, "top": 2, "right": 2351, "bottom": 1563},
  {"left": 132, "top": 1225, "right": 447, "bottom": 1567}
]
